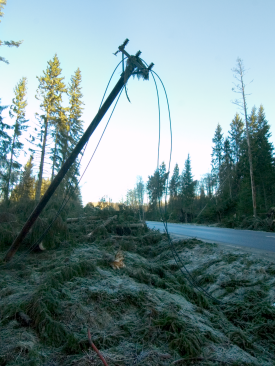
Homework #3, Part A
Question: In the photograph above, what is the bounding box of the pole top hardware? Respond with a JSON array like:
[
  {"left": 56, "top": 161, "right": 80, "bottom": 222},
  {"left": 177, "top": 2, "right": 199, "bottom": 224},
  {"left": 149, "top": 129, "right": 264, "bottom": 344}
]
[{"left": 114, "top": 39, "right": 154, "bottom": 81}]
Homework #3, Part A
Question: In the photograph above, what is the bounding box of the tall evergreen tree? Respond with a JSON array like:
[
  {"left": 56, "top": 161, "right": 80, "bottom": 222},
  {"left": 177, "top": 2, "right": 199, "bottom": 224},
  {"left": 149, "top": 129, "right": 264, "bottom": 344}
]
[
  {"left": 181, "top": 154, "right": 196, "bottom": 222},
  {"left": 5, "top": 77, "right": 28, "bottom": 199},
  {"left": 252, "top": 105, "right": 275, "bottom": 211},
  {"left": 169, "top": 163, "right": 180, "bottom": 198},
  {"left": 147, "top": 162, "right": 168, "bottom": 209},
  {"left": 229, "top": 113, "right": 244, "bottom": 165},
  {"left": 35, "top": 54, "right": 66, "bottom": 200},
  {"left": 211, "top": 123, "right": 224, "bottom": 187},
  {"left": 59, "top": 68, "right": 84, "bottom": 189}
]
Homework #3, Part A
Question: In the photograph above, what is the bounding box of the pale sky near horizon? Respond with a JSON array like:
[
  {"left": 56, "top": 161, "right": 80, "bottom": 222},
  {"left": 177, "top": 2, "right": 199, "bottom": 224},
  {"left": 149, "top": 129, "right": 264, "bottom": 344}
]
[{"left": 1, "top": 0, "right": 275, "bottom": 205}]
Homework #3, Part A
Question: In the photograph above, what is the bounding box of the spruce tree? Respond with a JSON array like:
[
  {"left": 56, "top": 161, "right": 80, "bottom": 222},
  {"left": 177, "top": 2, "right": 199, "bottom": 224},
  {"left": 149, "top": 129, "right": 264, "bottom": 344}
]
[
  {"left": 60, "top": 68, "right": 84, "bottom": 190},
  {"left": 5, "top": 77, "right": 28, "bottom": 199},
  {"left": 147, "top": 162, "right": 168, "bottom": 210},
  {"left": 211, "top": 123, "right": 224, "bottom": 188},
  {"left": 35, "top": 54, "right": 66, "bottom": 200},
  {"left": 181, "top": 154, "right": 196, "bottom": 222},
  {"left": 169, "top": 164, "right": 180, "bottom": 197},
  {"left": 253, "top": 105, "right": 275, "bottom": 211},
  {"left": 229, "top": 113, "right": 244, "bottom": 165},
  {"left": 169, "top": 163, "right": 181, "bottom": 217}
]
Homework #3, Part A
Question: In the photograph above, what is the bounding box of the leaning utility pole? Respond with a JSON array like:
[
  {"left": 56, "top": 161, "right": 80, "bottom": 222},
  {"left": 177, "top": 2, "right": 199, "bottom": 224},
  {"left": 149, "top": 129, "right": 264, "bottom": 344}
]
[
  {"left": 232, "top": 58, "right": 257, "bottom": 217},
  {"left": 4, "top": 39, "right": 154, "bottom": 262}
]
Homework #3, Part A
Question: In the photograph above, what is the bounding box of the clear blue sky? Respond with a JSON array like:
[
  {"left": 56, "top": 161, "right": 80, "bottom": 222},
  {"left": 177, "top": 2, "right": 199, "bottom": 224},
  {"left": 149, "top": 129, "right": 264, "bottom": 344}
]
[{"left": 1, "top": 0, "right": 274, "bottom": 204}]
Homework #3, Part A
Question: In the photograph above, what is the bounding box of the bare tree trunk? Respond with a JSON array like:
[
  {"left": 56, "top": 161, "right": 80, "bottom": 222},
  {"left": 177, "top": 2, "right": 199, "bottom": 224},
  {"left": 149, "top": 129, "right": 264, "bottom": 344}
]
[
  {"left": 5, "top": 130, "right": 17, "bottom": 200},
  {"left": 35, "top": 116, "right": 48, "bottom": 201},
  {"left": 51, "top": 130, "right": 59, "bottom": 181}
]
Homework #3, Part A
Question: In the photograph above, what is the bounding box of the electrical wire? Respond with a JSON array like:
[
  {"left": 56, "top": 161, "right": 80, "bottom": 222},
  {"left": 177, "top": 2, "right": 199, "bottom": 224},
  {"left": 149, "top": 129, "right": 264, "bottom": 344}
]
[{"left": 141, "top": 61, "right": 224, "bottom": 305}]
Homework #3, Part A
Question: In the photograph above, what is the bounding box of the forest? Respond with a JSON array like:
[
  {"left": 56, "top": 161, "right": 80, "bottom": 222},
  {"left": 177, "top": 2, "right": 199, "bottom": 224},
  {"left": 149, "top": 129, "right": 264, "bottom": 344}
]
[
  {"left": 0, "top": 54, "right": 84, "bottom": 211},
  {"left": 1, "top": 54, "right": 275, "bottom": 234},
  {"left": 139, "top": 103, "right": 275, "bottom": 229},
  {"left": 126, "top": 61, "right": 275, "bottom": 230}
]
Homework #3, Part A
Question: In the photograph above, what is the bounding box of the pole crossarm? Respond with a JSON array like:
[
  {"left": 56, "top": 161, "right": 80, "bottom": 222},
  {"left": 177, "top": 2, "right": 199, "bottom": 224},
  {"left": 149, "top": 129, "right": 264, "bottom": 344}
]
[
  {"left": 115, "top": 39, "right": 154, "bottom": 80},
  {"left": 4, "top": 39, "right": 153, "bottom": 262}
]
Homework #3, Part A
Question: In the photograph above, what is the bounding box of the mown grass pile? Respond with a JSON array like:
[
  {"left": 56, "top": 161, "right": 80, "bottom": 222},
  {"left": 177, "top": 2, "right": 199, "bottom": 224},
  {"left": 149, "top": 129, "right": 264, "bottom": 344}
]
[{"left": 0, "top": 204, "right": 275, "bottom": 365}]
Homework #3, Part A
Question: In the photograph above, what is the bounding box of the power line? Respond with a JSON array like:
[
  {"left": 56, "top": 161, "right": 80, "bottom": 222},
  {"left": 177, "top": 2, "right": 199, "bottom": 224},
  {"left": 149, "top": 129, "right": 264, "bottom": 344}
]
[{"left": 145, "top": 64, "right": 223, "bottom": 305}]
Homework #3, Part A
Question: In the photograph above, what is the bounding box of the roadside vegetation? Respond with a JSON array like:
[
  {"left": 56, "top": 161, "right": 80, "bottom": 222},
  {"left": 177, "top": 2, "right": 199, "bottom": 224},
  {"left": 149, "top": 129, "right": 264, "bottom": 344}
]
[{"left": 1, "top": 204, "right": 275, "bottom": 365}]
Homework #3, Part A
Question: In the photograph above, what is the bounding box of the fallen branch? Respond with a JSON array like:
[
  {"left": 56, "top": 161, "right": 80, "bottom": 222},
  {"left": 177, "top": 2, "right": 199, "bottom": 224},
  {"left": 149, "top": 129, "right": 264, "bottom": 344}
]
[
  {"left": 110, "top": 235, "right": 140, "bottom": 240},
  {"left": 67, "top": 216, "right": 98, "bottom": 223},
  {"left": 116, "top": 223, "right": 144, "bottom": 228},
  {"left": 172, "top": 357, "right": 232, "bottom": 365},
  {"left": 87, "top": 329, "right": 109, "bottom": 366},
  {"left": 87, "top": 215, "right": 117, "bottom": 237}
]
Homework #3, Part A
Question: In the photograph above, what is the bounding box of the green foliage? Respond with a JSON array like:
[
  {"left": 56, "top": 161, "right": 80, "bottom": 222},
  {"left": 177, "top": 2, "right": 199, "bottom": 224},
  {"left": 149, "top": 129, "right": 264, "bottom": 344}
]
[
  {"left": 211, "top": 123, "right": 224, "bottom": 186},
  {"left": 4, "top": 77, "right": 28, "bottom": 199},
  {"left": 143, "top": 104, "right": 275, "bottom": 226},
  {"left": 147, "top": 162, "right": 168, "bottom": 218},
  {"left": 0, "top": 0, "right": 23, "bottom": 64},
  {"left": 35, "top": 54, "right": 67, "bottom": 200},
  {"left": 180, "top": 154, "right": 196, "bottom": 222}
]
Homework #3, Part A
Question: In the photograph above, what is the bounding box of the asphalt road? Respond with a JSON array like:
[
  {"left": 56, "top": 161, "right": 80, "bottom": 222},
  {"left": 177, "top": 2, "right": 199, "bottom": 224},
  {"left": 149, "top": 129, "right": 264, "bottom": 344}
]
[{"left": 146, "top": 221, "right": 275, "bottom": 256}]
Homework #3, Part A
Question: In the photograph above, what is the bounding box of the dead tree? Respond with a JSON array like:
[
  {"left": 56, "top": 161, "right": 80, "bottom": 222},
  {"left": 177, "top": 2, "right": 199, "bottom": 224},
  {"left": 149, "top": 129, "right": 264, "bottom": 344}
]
[{"left": 232, "top": 58, "right": 257, "bottom": 217}]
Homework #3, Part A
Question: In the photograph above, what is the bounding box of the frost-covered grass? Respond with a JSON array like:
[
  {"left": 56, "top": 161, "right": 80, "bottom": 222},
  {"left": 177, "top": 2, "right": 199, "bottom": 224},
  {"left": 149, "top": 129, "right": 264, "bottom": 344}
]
[{"left": 0, "top": 209, "right": 275, "bottom": 365}]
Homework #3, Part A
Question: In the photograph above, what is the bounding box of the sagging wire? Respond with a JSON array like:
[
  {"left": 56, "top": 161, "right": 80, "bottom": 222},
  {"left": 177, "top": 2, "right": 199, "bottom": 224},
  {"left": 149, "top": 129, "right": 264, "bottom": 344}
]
[
  {"left": 142, "top": 60, "right": 223, "bottom": 305},
  {"left": 0, "top": 60, "right": 124, "bottom": 269}
]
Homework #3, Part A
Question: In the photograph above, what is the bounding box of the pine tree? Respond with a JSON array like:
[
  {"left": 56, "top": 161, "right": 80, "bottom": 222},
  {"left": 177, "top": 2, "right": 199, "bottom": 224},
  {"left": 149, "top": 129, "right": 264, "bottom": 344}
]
[
  {"left": 0, "top": 99, "right": 10, "bottom": 197},
  {"left": 0, "top": 0, "right": 23, "bottom": 64},
  {"left": 35, "top": 54, "right": 66, "bottom": 200},
  {"left": 5, "top": 77, "right": 28, "bottom": 199},
  {"left": 211, "top": 123, "right": 224, "bottom": 187}
]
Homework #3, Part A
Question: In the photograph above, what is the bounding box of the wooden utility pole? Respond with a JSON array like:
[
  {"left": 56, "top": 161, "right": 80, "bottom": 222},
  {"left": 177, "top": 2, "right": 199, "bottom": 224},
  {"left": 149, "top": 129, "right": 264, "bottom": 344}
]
[{"left": 4, "top": 39, "right": 154, "bottom": 262}]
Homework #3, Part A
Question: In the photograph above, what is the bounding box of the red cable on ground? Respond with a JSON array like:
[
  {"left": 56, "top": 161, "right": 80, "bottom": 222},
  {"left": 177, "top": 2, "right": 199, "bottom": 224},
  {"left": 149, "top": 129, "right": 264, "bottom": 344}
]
[{"left": 87, "top": 329, "right": 109, "bottom": 366}]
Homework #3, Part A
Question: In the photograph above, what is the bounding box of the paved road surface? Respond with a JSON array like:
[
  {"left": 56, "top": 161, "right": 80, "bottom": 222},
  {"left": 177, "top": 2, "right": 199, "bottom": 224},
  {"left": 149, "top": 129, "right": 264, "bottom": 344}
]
[{"left": 146, "top": 221, "right": 275, "bottom": 258}]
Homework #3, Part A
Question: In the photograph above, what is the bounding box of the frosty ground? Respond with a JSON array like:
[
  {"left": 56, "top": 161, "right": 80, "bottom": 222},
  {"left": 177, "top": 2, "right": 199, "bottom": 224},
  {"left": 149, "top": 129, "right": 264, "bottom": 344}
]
[{"left": 1, "top": 207, "right": 275, "bottom": 365}]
